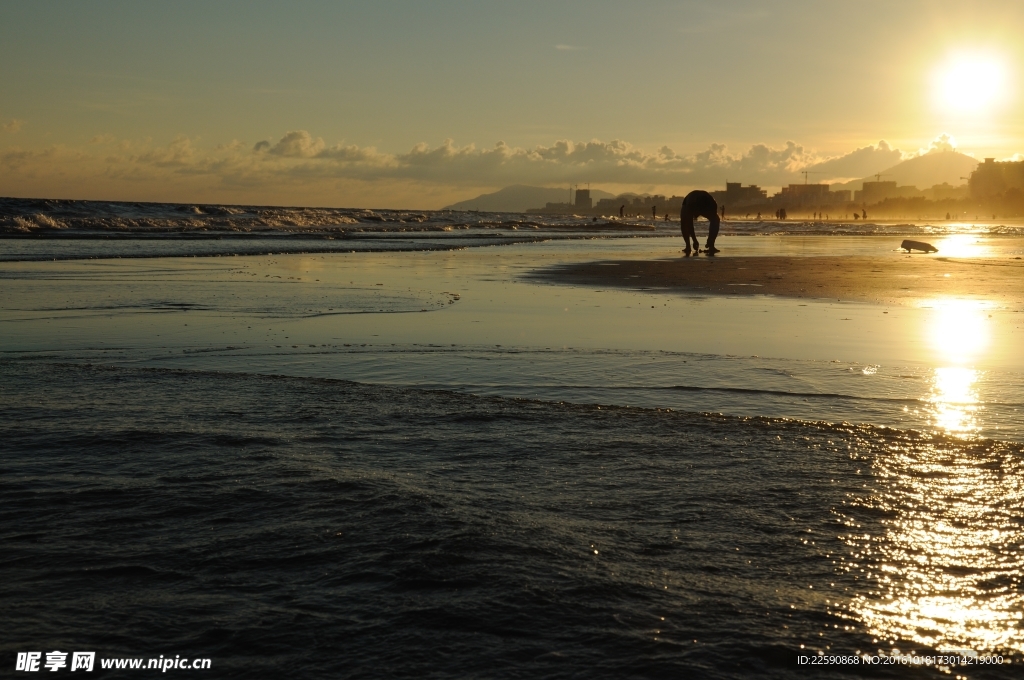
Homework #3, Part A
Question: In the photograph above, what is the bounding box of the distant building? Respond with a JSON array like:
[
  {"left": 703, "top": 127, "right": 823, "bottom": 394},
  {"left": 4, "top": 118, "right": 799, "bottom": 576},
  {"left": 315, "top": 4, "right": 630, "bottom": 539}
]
[
  {"left": 710, "top": 182, "right": 768, "bottom": 207},
  {"left": 594, "top": 193, "right": 682, "bottom": 216},
  {"left": 574, "top": 188, "right": 592, "bottom": 209},
  {"left": 925, "top": 182, "right": 968, "bottom": 201},
  {"left": 969, "top": 157, "right": 1024, "bottom": 199},
  {"left": 532, "top": 202, "right": 573, "bottom": 214},
  {"left": 856, "top": 181, "right": 896, "bottom": 204},
  {"left": 854, "top": 181, "right": 921, "bottom": 204},
  {"left": 776, "top": 183, "right": 830, "bottom": 206}
]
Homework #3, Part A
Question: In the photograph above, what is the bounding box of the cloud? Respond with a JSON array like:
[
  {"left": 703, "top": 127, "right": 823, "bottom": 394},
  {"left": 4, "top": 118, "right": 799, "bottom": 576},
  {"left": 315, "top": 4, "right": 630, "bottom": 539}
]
[
  {"left": 0, "top": 129, "right": 950, "bottom": 208},
  {"left": 1, "top": 144, "right": 93, "bottom": 176},
  {"left": 318, "top": 142, "right": 388, "bottom": 163},
  {"left": 920, "top": 133, "right": 957, "bottom": 155},
  {"left": 132, "top": 135, "right": 199, "bottom": 167},
  {"left": 255, "top": 130, "right": 325, "bottom": 157},
  {"left": 3, "top": 119, "right": 24, "bottom": 133},
  {"left": 803, "top": 141, "right": 906, "bottom": 182},
  {"left": 254, "top": 134, "right": 823, "bottom": 187}
]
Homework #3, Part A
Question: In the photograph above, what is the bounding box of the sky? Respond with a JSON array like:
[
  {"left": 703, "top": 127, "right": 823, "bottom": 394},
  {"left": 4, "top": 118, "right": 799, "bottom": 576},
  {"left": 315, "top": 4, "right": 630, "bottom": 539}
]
[{"left": 2, "top": 0, "right": 1023, "bottom": 208}]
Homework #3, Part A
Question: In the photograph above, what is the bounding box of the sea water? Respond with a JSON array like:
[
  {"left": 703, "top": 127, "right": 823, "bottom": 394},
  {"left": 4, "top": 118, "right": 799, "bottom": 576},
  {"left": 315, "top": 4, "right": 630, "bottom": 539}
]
[{"left": 2, "top": 200, "right": 1023, "bottom": 678}]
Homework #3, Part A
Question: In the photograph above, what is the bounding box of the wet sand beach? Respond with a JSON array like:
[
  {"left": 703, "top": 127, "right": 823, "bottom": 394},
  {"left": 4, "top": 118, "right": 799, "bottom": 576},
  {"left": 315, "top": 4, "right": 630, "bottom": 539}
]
[{"left": 536, "top": 252, "right": 1024, "bottom": 306}]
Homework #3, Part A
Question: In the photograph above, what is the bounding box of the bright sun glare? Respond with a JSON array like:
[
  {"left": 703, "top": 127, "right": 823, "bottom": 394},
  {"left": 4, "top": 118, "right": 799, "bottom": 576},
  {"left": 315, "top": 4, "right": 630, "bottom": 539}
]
[
  {"left": 926, "top": 298, "right": 991, "bottom": 364},
  {"left": 932, "top": 53, "right": 1009, "bottom": 114}
]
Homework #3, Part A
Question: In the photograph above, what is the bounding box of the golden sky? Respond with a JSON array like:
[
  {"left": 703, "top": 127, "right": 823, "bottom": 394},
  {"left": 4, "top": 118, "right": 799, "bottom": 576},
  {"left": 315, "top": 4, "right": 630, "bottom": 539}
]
[{"left": 2, "top": 0, "right": 1022, "bottom": 208}]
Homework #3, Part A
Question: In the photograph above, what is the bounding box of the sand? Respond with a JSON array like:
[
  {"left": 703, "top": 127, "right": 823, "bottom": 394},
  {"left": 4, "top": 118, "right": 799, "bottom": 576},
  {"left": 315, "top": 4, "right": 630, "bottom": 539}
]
[{"left": 535, "top": 252, "right": 1024, "bottom": 306}]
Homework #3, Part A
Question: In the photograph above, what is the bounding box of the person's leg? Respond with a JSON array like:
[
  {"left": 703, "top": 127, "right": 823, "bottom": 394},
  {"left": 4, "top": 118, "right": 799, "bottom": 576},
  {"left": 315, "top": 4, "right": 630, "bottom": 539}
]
[
  {"left": 705, "top": 214, "right": 720, "bottom": 252},
  {"left": 680, "top": 208, "right": 696, "bottom": 253}
]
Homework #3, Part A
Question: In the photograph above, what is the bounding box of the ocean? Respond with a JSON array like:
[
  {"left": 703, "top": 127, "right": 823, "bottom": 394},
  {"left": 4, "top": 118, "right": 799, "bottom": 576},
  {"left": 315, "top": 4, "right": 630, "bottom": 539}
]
[
  {"left": 5, "top": 196, "right": 1023, "bottom": 261},
  {"left": 2, "top": 197, "right": 1022, "bottom": 678}
]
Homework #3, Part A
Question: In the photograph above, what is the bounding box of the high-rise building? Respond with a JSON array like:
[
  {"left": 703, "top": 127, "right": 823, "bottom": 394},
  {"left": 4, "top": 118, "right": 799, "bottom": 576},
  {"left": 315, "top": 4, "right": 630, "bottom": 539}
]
[
  {"left": 969, "top": 158, "right": 1024, "bottom": 199},
  {"left": 574, "top": 188, "right": 592, "bottom": 209}
]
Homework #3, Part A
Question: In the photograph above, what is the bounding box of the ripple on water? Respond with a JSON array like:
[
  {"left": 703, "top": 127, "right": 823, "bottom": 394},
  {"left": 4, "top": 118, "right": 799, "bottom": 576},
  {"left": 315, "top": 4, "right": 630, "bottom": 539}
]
[
  {"left": 2, "top": 361, "right": 1022, "bottom": 677},
  {"left": 839, "top": 431, "right": 1024, "bottom": 657}
]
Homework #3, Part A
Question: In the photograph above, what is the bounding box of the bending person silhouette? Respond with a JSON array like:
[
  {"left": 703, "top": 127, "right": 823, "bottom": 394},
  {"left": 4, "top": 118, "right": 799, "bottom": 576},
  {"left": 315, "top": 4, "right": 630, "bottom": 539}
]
[{"left": 680, "top": 190, "right": 721, "bottom": 254}]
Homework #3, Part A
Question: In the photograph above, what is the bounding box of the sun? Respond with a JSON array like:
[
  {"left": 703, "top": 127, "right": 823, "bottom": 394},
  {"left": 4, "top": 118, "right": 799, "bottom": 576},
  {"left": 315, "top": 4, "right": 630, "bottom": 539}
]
[{"left": 932, "top": 53, "right": 1009, "bottom": 115}]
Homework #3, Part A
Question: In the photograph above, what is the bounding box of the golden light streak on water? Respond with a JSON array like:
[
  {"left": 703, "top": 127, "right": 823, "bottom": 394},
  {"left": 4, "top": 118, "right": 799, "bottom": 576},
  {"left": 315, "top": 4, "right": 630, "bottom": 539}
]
[
  {"left": 928, "top": 367, "right": 981, "bottom": 435},
  {"left": 846, "top": 438, "right": 1024, "bottom": 655},
  {"left": 840, "top": 296, "right": 1023, "bottom": 657},
  {"left": 921, "top": 298, "right": 992, "bottom": 435}
]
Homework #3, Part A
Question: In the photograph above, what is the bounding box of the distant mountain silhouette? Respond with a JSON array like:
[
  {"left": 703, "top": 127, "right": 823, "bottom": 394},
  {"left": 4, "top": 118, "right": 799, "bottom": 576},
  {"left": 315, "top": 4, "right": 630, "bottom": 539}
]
[
  {"left": 444, "top": 185, "right": 615, "bottom": 212},
  {"left": 831, "top": 149, "right": 978, "bottom": 192}
]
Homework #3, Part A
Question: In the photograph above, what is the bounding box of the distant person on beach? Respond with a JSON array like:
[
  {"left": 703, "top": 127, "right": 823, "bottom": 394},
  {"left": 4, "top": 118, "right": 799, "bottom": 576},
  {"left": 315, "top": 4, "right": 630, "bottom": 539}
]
[
  {"left": 862, "top": 209, "right": 867, "bottom": 220},
  {"left": 652, "top": 206, "right": 657, "bottom": 220},
  {"left": 619, "top": 205, "right": 625, "bottom": 218},
  {"left": 680, "top": 190, "right": 721, "bottom": 255}
]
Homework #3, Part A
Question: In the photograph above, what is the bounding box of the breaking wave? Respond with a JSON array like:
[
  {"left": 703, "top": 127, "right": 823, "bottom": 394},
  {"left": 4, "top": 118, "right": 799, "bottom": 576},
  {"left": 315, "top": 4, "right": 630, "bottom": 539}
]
[{"left": 4, "top": 196, "right": 1023, "bottom": 237}]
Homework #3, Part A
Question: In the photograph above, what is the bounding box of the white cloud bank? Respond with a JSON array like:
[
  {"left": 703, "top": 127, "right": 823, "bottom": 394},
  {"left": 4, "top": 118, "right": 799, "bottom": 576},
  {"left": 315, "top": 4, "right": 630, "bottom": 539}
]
[
  {"left": 1, "top": 129, "right": 963, "bottom": 208},
  {"left": 245, "top": 131, "right": 913, "bottom": 186}
]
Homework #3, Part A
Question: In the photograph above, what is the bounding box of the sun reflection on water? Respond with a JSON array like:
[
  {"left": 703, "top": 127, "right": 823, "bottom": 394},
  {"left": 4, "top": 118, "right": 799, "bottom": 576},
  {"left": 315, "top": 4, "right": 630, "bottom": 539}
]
[
  {"left": 839, "top": 296, "right": 1022, "bottom": 657},
  {"left": 931, "top": 234, "right": 994, "bottom": 258},
  {"left": 928, "top": 367, "right": 982, "bottom": 435},
  {"left": 922, "top": 298, "right": 991, "bottom": 436},
  {"left": 925, "top": 298, "right": 991, "bottom": 366},
  {"left": 845, "top": 437, "right": 1024, "bottom": 656}
]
